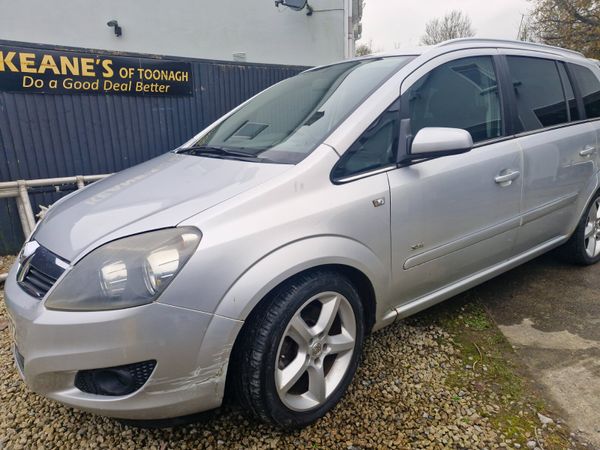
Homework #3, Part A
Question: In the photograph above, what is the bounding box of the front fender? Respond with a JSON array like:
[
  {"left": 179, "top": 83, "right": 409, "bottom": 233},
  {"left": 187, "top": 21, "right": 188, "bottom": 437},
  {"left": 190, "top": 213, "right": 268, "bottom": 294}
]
[{"left": 213, "top": 235, "right": 391, "bottom": 324}]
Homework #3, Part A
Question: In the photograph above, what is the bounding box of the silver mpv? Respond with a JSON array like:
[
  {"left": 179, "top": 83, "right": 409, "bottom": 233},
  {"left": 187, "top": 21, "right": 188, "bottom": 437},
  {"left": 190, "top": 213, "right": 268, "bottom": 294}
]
[{"left": 5, "top": 38, "right": 600, "bottom": 428}]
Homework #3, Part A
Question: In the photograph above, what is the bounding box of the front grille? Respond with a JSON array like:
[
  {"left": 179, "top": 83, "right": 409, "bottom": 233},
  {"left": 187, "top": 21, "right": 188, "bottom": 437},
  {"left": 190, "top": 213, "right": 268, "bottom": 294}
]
[
  {"left": 17, "top": 244, "right": 68, "bottom": 299},
  {"left": 74, "top": 360, "right": 157, "bottom": 396}
]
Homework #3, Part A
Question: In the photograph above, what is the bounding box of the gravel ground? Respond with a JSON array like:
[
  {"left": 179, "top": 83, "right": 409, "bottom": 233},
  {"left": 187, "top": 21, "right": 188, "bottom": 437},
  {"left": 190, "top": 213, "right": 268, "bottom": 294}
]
[
  {"left": 0, "top": 254, "right": 578, "bottom": 449},
  {"left": 0, "top": 256, "right": 11, "bottom": 276}
]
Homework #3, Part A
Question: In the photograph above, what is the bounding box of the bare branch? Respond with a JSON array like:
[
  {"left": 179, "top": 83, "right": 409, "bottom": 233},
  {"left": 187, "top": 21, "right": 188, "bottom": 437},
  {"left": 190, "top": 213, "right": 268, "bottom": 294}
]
[
  {"left": 355, "top": 39, "right": 374, "bottom": 56},
  {"left": 420, "top": 10, "right": 475, "bottom": 45}
]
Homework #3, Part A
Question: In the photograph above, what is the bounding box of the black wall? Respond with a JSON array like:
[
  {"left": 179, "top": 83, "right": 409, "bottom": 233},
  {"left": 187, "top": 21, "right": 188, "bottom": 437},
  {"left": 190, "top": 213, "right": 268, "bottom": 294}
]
[{"left": 0, "top": 41, "right": 305, "bottom": 254}]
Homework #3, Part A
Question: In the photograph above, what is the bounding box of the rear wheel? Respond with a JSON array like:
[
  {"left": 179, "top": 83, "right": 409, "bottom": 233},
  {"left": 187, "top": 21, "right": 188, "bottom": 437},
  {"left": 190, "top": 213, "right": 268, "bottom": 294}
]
[
  {"left": 233, "top": 271, "right": 364, "bottom": 428},
  {"left": 562, "top": 193, "right": 600, "bottom": 265}
]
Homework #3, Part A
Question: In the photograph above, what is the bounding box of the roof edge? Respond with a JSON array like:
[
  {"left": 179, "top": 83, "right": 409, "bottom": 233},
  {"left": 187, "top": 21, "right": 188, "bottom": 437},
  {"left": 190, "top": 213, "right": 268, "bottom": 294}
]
[{"left": 436, "top": 38, "right": 585, "bottom": 58}]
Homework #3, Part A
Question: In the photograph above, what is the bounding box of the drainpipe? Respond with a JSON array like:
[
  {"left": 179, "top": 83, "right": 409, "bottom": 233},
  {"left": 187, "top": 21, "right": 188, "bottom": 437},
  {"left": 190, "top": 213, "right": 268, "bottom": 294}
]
[{"left": 343, "top": 0, "right": 353, "bottom": 59}]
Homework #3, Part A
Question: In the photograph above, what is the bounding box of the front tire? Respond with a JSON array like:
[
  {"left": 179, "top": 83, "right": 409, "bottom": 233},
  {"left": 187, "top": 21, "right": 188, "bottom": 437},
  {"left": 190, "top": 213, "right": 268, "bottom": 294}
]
[
  {"left": 232, "top": 270, "right": 365, "bottom": 428},
  {"left": 562, "top": 192, "right": 600, "bottom": 265}
]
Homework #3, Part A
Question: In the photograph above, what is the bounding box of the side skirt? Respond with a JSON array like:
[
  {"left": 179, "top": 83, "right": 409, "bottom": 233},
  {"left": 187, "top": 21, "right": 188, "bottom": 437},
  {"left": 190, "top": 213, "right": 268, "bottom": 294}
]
[{"left": 377, "top": 235, "right": 567, "bottom": 327}]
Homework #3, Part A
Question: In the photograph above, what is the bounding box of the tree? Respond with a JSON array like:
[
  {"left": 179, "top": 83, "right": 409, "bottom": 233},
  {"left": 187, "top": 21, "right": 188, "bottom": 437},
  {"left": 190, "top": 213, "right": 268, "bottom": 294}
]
[
  {"left": 420, "top": 10, "right": 475, "bottom": 45},
  {"left": 355, "top": 39, "right": 373, "bottom": 56},
  {"left": 529, "top": 0, "right": 600, "bottom": 58},
  {"left": 517, "top": 15, "right": 538, "bottom": 42}
]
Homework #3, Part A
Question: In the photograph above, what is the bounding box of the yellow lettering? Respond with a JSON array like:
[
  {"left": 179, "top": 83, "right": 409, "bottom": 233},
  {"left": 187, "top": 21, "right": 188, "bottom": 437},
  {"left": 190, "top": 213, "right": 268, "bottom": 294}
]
[
  {"left": 0, "top": 51, "right": 18, "bottom": 72},
  {"left": 38, "top": 54, "right": 60, "bottom": 75},
  {"left": 63, "top": 78, "right": 99, "bottom": 90},
  {"left": 22, "top": 76, "right": 43, "bottom": 88},
  {"left": 104, "top": 79, "right": 130, "bottom": 91},
  {"left": 19, "top": 52, "right": 37, "bottom": 73},
  {"left": 59, "top": 56, "right": 79, "bottom": 76},
  {"left": 22, "top": 75, "right": 34, "bottom": 87},
  {"left": 80, "top": 57, "right": 95, "bottom": 76},
  {"left": 101, "top": 59, "right": 113, "bottom": 78}
]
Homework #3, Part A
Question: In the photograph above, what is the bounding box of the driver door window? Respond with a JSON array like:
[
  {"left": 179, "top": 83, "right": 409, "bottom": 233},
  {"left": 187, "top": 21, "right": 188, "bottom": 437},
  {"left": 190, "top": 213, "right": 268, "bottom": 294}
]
[{"left": 406, "top": 56, "right": 503, "bottom": 143}]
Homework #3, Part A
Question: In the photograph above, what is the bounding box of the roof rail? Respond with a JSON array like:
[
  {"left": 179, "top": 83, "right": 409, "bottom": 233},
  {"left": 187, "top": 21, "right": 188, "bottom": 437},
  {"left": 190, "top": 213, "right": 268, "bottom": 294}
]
[{"left": 436, "top": 38, "right": 585, "bottom": 58}]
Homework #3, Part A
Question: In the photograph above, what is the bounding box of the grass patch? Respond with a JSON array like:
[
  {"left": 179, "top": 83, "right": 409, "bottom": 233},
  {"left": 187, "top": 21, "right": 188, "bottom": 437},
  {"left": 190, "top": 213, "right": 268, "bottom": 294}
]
[{"left": 411, "top": 294, "right": 579, "bottom": 450}]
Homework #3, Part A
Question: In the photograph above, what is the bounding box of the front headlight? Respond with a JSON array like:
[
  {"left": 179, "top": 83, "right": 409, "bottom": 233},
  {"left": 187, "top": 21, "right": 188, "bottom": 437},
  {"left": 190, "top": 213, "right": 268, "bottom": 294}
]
[{"left": 45, "top": 228, "right": 201, "bottom": 311}]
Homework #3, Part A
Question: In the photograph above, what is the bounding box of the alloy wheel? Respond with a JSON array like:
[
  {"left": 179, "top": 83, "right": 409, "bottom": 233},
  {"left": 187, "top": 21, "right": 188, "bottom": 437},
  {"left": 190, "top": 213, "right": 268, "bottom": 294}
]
[
  {"left": 585, "top": 198, "right": 600, "bottom": 258},
  {"left": 275, "top": 291, "right": 356, "bottom": 411}
]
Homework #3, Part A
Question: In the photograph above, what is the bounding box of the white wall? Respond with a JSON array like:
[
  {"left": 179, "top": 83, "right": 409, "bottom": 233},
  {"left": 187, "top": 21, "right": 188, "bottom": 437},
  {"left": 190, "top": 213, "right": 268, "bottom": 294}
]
[{"left": 0, "top": 0, "right": 351, "bottom": 66}]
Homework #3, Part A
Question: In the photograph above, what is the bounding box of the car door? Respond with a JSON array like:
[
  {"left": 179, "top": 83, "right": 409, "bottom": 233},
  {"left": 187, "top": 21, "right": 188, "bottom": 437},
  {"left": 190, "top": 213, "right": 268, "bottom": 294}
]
[
  {"left": 386, "top": 50, "right": 524, "bottom": 308},
  {"left": 569, "top": 61, "right": 600, "bottom": 172},
  {"left": 569, "top": 62, "right": 600, "bottom": 219},
  {"left": 501, "top": 53, "right": 598, "bottom": 254}
]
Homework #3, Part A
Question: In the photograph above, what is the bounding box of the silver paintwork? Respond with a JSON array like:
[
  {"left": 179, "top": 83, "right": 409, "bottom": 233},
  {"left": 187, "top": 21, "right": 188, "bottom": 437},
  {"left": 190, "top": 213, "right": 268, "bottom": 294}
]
[
  {"left": 34, "top": 152, "right": 291, "bottom": 261},
  {"left": 4, "top": 262, "right": 242, "bottom": 419},
  {"left": 437, "top": 38, "right": 585, "bottom": 58},
  {"left": 411, "top": 127, "right": 473, "bottom": 155},
  {"left": 4, "top": 38, "right": 600, "bottom": 420},
  {"left": 275, "top": 291, "right": 355, "bottom": 411}
]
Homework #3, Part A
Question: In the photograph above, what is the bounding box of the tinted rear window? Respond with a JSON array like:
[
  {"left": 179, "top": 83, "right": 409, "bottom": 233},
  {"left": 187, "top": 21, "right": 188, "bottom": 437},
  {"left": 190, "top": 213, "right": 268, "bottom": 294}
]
[
  {"left": 570, "top": 63, "right": 600, "bottom": 119},
  {"left": 557, "top": 63, "right": 580, "bottom": 121},
  {"left": 507, "top": 56, "right": 569, "bottom": 131}
]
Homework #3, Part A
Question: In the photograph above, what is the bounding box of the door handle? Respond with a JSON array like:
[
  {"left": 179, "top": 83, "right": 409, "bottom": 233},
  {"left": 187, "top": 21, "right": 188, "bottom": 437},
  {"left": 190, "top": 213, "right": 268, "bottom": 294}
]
[
  {"left": 579, "top": 145, "right": 596, "bottom": 157},
  {"left": 494, "top": 169, "right": 521, "bottom": 185}
]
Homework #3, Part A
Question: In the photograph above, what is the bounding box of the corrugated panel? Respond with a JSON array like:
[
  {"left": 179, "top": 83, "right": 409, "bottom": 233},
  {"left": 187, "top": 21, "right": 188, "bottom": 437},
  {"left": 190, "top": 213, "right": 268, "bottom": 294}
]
[{"left": 0, "top": 42, "right": 305, "bottom": 255}]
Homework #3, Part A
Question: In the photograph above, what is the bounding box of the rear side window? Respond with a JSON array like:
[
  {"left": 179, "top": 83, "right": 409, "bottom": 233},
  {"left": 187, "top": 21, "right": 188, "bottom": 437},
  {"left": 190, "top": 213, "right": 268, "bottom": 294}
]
[
  {"left": 570, "top": 64, "right": 600, "bottom": 119},
  {"left": 507, "top": 56, "right": 569, "bottom": 131},
  {"left": 406, "top": 56, "right": 503, "bottom": 143},
  {"left": 557, "top": 63, "right": 580, "bottom": 121}
]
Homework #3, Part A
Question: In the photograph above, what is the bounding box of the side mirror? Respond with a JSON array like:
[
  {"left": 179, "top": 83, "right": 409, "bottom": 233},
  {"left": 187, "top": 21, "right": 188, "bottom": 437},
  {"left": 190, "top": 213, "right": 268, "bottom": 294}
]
[
  {"left": 404, "top": 127, "right": 473, "bottom": 162},
  {"left": 275, "top": 0, "right": 307, "bottom": 10}
]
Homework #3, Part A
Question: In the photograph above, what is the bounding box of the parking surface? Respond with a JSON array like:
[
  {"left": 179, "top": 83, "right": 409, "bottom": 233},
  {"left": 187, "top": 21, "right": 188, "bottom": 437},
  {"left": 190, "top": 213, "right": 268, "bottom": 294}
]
[{"left": 480, "top": 252, "right": 600, "bottom": 448}]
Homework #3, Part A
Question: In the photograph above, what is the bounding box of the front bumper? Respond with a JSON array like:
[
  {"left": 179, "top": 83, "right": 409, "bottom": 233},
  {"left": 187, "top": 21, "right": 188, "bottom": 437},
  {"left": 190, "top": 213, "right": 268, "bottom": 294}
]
[{"left": 3, "top": 263, "right": 243, "bottom": 420}]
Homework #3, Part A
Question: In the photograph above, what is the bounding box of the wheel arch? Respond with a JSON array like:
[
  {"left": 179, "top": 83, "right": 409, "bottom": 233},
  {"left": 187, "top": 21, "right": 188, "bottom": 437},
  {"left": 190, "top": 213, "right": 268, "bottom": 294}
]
[
  {"left": 243, "top": 263, "right": 378, "bottom": 333},
  {"left": 212, "top": 235, "right": 389, "bottom": 327},
  {"left": 566, "top": 173, "right": 600, "bottom": 238}
]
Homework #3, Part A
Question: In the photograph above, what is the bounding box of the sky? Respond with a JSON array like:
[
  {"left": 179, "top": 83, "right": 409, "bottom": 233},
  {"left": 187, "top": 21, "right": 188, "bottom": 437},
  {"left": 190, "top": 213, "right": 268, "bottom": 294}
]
[{"left": 357, "top": 0, "right": 531, "bottom": 51}]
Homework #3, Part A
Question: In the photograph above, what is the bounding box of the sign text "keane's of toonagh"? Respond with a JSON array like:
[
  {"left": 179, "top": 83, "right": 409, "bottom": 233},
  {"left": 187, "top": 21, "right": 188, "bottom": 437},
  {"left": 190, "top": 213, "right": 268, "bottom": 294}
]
[{"left": 0, "top": 45, "right": 193, "bottom": 96}]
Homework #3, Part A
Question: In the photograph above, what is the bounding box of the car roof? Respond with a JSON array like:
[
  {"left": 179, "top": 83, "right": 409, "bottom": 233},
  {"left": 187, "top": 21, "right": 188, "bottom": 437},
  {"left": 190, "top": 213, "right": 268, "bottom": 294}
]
[
  {"left": 355, "top": 38, "right": 587, "bottom": 62},
  {"left": 304, "top": 38, "right": 592, "bottom": 75}
]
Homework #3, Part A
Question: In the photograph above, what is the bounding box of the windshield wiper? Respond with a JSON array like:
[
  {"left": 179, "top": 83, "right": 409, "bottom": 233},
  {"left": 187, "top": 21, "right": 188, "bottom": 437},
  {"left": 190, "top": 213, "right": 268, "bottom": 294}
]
[
  {"left": 175, "top": 145, "right": 276, "bottom": 163},
  {"left": 177, "top": 145, "right": 261, "bottom": 159}
]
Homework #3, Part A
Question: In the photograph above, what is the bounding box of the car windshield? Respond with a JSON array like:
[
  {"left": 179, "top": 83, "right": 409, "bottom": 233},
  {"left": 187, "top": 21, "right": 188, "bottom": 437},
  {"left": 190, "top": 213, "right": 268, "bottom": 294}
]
[{"left": 186, "top": 56, "right": 414, "bottom": 163}]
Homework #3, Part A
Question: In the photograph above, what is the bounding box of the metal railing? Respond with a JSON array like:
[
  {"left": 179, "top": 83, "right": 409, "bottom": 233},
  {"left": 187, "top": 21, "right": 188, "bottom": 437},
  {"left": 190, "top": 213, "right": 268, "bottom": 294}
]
[{"left": 0, "top": 174, "right": 110, "bottom": 283}]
